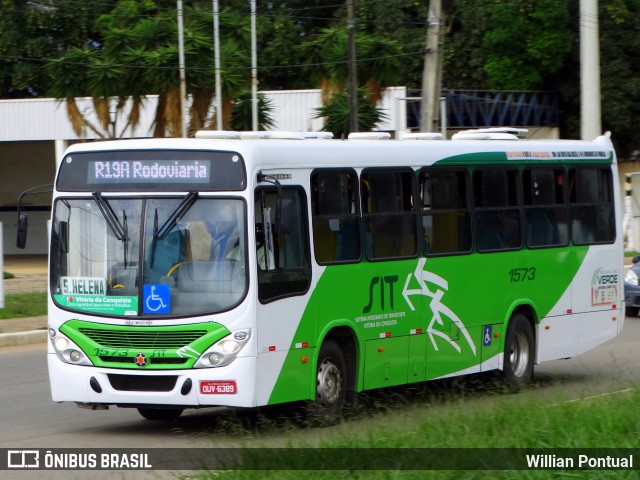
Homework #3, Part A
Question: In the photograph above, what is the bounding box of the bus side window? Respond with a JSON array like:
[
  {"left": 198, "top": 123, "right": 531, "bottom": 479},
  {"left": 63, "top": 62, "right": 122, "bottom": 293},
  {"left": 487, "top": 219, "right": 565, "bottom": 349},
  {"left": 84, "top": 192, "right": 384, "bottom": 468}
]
[
  {"left": 311, "top": 169, "right": 361, "bottom": 264},
  {"left": 474, "top": 168, "right": 521, "bottom": 252},
  {"left": 419, "top": 169, "right": 471, "bottom": 255},
  {"left": 569, "top": 167, "right": 615, "bottom": 245},
  {"left": 523, "top": 168, "right": 568, "bottom": 248},
  {"left": 255, "top": 186, "right": 312, "bottom": 303},
  {"left": 361, "top": 168, "right": 418, "bottom": 260}
]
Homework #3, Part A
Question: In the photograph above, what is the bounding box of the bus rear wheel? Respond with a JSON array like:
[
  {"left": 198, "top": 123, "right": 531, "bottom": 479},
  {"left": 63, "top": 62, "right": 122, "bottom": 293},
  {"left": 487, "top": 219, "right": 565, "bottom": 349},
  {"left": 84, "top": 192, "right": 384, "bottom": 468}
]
[
  {"left": 137, "top": 408, "right": 183, "bottom": 421},
  {"left": 310, "top": 340, "right": 347, "bottom": 424},
  {"left": 502, "top": 314, "right": 534, "bottom": 392}
]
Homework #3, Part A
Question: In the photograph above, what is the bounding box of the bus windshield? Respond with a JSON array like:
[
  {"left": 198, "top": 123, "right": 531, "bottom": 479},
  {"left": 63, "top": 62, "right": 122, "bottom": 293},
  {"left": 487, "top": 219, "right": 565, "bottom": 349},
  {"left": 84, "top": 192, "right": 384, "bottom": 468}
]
[{"left": 50, "top": 196, "right": 246, "bottom": 318}]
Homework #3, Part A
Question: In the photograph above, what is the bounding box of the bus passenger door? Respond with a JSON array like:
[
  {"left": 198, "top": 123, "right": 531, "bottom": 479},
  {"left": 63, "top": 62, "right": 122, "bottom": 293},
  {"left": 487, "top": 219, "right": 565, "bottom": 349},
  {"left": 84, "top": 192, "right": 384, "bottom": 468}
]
[{"left": 254, "top": 185, "right": 315, "bottom": 407}]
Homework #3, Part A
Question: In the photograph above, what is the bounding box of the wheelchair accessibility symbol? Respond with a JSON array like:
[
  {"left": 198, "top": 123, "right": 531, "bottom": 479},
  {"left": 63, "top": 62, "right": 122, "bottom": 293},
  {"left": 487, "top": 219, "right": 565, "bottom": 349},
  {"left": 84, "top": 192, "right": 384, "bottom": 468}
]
[
  {"left": 483, "top": 325, "right": 492, "bottom": 347},
  {"left": 143, "top": 284, "right": 170, "bottom": 314}
]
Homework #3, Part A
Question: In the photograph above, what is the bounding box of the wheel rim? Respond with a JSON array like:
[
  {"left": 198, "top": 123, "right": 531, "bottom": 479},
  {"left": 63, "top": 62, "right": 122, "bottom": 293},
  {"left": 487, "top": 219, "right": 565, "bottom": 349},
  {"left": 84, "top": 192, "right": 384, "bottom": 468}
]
[
  {"left": 316, "top": 359, "right": 342, "bottom": 406},
  {"left": 509, "top": 330, "right": 530, "bottom": 378}
]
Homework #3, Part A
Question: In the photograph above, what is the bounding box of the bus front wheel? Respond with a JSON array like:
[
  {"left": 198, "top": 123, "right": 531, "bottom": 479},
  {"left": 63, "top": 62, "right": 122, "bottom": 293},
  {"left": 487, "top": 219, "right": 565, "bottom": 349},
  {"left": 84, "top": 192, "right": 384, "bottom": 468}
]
[
  {"left": 311, "top": 340, "right": 347, "bottom": 423},
  {"left": 502, "top": 314, "right": 534, "bottom": 392}
]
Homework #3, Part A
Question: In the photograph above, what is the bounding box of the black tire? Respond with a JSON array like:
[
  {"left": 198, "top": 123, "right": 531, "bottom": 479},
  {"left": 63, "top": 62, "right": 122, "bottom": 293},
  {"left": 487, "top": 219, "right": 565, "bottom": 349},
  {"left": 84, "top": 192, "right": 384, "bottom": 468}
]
[
  {"left": 625, "top": 306, "right": 639, "bottom": 317},
  {"left": 309, "top": 340, "right": 348, "bottom": 424},
  {"left": 502, "top": 314, "right": 534, "bottom": 392},
  {"left": 137, "top": 408, "right": 183, "bottom": 421}
]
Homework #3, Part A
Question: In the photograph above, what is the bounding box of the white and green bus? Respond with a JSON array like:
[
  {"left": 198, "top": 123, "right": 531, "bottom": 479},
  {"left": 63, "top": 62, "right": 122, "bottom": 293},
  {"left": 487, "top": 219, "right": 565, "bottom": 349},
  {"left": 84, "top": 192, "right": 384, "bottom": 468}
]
[{"left": 30, "top": 129, "right": 624, "bottom": 420}]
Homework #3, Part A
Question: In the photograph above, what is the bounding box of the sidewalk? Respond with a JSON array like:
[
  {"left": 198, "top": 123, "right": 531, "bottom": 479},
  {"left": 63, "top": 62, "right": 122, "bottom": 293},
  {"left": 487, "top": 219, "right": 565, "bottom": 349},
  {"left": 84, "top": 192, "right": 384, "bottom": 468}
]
[{"left": 0, "top": 316, "right": 48, "bottom": 347}]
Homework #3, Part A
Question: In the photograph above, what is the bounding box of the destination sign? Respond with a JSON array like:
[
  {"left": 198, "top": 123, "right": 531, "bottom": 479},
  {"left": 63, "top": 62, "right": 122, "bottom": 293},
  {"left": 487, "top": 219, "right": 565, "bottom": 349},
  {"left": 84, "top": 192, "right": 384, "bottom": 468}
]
[
  {"left": 56, "top": 149, "right": 246, "bottom": 192},
  {"left": 87, "top": 160, "right": 211, "bottom": 184}
]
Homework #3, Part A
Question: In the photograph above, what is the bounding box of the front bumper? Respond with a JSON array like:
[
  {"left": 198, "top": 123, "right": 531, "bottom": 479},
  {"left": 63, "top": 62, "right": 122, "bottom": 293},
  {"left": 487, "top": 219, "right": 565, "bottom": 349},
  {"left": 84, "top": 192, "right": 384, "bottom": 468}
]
[{"left": 48, "top": 353, "right": 257, "bottom": 408}]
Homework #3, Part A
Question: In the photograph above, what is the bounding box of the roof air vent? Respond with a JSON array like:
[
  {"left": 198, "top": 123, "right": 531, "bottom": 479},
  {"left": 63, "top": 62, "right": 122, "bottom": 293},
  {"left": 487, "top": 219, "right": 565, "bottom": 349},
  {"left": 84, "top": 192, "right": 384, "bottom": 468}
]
[
  {"left": 195, "top": 130, "right": 242, "bottom": 139},
  {"left": 401, "top": 132, "right": 444, "bottom": 141},
  {"left": 347, "top": 132, "right": 391, "bottom": 140},
  {"left": 452, "top": 127, "right": 528, "bottom": 141}
]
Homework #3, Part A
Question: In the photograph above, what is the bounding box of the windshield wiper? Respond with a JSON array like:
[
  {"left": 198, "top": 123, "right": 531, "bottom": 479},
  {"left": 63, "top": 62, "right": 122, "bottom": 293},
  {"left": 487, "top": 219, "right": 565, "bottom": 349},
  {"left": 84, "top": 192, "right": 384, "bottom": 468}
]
[
  {"left": 154, "top": 192, "right": 198, "bottom": 240},
  {"left": 92, "top": 192, "right": 130, "bottom": 267},
  {"left": 149, "top": 192, "right": 198, "bottom": 269},
  {"left": 150, "top": 207, "right": 159, "bottom": 269}
]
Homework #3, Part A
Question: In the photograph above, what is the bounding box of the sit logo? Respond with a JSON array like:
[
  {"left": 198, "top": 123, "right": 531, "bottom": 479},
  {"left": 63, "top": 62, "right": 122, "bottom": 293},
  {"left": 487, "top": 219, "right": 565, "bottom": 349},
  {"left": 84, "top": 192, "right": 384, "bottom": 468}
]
[{"left": 362, "top": 275, "right": 399, "bottom": 313}]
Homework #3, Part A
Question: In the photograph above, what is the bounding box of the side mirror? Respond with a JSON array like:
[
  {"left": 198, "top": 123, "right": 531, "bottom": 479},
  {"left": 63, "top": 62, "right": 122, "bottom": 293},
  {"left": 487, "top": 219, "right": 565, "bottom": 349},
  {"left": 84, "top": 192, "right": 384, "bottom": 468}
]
[
  {"left": 15, "top": 183, "right": 53, "bottom": 250},
  {"left": 16, "top": 213, "right": 28, "bottom": 249}
]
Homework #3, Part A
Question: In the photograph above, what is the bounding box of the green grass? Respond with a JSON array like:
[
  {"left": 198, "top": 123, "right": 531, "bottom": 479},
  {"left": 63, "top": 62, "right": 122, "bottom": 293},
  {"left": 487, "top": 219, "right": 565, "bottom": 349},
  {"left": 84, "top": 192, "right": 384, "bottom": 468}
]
[
  {"left": 0, "top": 292, "right": 47, "bottom": 319},
  {"left": 3, "top": 271, "right": 14, "bottom": 279},
  {"left": 180, "top": 386, "right": 640, "bottom": 479}
]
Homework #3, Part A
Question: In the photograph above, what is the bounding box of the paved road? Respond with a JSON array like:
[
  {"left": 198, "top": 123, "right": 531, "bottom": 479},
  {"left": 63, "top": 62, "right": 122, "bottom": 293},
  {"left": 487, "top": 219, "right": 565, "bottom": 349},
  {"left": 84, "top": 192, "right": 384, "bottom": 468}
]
[{"left": 1, "top": 318, "right": 639, "bottom": 479}]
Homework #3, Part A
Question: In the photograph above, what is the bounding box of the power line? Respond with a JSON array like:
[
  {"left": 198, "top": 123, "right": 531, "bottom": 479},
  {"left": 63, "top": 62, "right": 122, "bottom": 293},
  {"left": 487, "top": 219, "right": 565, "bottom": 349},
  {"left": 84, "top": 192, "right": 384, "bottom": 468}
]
[{"left": 7, "top": 48, "right": 428, "bottom": 73}]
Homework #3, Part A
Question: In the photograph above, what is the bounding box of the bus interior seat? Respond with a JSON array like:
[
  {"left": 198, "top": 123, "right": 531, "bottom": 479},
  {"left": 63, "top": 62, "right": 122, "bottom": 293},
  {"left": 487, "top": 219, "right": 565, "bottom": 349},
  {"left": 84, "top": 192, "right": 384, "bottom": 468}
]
[
  {"left": 109, "top": 264, "right": 138, "bottom": 293},
  {"left": 211, "top": 221, "right": 239, "bottom": 259},
  {"left": 312, "top": 220, "right": 337, "bottom": 262},
  {"left": 146, "top": 228, "right": 187, "bottom": 282},
  {"left": 315, "top": 173, "right": 353, "bottom": 262},
  {"left": 186, "top": 221, "right": 215, "bottom": 261},
  {"left": 173, "top": 260, "right": 244, "bottom": 310}
]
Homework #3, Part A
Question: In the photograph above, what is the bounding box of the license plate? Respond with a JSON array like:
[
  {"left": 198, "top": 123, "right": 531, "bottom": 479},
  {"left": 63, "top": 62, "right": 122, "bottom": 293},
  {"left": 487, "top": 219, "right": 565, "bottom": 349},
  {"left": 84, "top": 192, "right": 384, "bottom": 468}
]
[{"left": 200, "top": 380, "right": 237, "bottom": 394}]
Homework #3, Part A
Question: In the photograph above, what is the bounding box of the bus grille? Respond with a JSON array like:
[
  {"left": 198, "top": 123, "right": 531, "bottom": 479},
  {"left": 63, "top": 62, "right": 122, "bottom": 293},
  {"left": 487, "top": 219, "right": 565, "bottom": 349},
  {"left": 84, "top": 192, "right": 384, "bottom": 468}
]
[
  {"left": 78, "top": 328, "right": 208, "bottom": 349},
  {"left": 107, "top": 374, "right": 178, "bottom": 392},
  {"left": 100, "top": 356, "right": 188, "bottom": 365}
]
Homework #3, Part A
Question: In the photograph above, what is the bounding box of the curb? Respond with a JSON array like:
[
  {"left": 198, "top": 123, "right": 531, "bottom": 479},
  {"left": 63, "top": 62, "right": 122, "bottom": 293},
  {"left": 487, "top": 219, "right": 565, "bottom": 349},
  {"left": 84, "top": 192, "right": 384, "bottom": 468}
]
[{"left": 0, "top": 330, "right": 47, "bottom": 348}]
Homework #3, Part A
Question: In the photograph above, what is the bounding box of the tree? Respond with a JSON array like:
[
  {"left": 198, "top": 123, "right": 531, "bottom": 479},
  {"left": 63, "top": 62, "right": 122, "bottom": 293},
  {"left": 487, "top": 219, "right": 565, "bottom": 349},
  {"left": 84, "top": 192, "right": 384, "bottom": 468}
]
[
  {"left": 445, "top": 0, "right": 572, "bottom": 91},
  {"left": 45, "top": 1, "right": 253, "bottom": 137},
  {"left": 5, "top": 0, "right": 640, "bottom": 155},
  {"left": 230, "top": 93, "right": 275, "bottom": 131},
  {"left": 314, "top": 87, "right": 387, "bottom": 138},
  {"left": 483, "top": 0, "right": 572, "bottom": 90},
  {"left": 589, "top": 0, "right": 640, "bottom": 157},
  {"left": 298, "top": 26, "right": 403, "bottom": 106},
  {"left": 0, "top": 0, "right": 111, "bottom": 98}
]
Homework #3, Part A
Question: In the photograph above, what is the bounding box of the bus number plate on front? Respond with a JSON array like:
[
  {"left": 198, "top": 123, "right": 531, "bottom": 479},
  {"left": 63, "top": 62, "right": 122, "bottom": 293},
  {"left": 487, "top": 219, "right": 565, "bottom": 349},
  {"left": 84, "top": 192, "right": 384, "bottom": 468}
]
[{"left": 200, "top": 380, "right": 237, "bottom": 395}]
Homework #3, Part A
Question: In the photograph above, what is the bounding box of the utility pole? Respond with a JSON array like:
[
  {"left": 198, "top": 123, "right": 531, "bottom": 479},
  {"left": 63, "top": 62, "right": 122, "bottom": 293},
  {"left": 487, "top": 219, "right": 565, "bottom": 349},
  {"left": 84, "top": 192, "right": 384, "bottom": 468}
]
[
  {"left": 251, "top": 0, "right": 258, "bottom": 131},
  {"left": 420, "top": 0, "right": 443, "bottom": 133},
  {"left": 580, "top": 0, "right": 601, "bottom": 140},
  {"left": 177, "top": 0, "right": 188, "bottom": 138},
  {"left": 347, "top": 0, "right": 358, "bottom": 134},
  {"left": 213, "top": 0, "right": 222, "bottom": 130}
]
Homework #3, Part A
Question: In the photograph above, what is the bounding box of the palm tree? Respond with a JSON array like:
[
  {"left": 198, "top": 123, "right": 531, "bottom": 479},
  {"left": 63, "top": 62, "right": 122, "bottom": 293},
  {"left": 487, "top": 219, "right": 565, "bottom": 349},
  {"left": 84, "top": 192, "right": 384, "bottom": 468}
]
[
  {"left": 46, "top": 3, "right": 256, "bottom": 138},
  {"left": 231, "top": 93, "right": 275, "bottom": 131},
  {"left": 357, "top": 36, "right": 403, "bottom": 105},
  {"left": 314, "top": 87, "right": 387, "bottom": 138},
  {"left": 299, "top": 26, "right": 402, "bottom": 133},
  {"left": 297, "top": 27, "right": 349, "bottom": 104}
]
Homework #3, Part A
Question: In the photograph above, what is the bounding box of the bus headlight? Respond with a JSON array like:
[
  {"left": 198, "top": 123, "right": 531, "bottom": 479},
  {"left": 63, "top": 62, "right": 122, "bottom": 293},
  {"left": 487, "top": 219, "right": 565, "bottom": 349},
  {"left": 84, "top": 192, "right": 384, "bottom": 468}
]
[
  {"left": 194, "top": 329, "right": 251, "bottom": 368},
  {"left": 50, "top": 330, "right": 92, "bottom": 366},
  {"left": 625, "top": 269, "right": 639, "bottom": 286}
]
